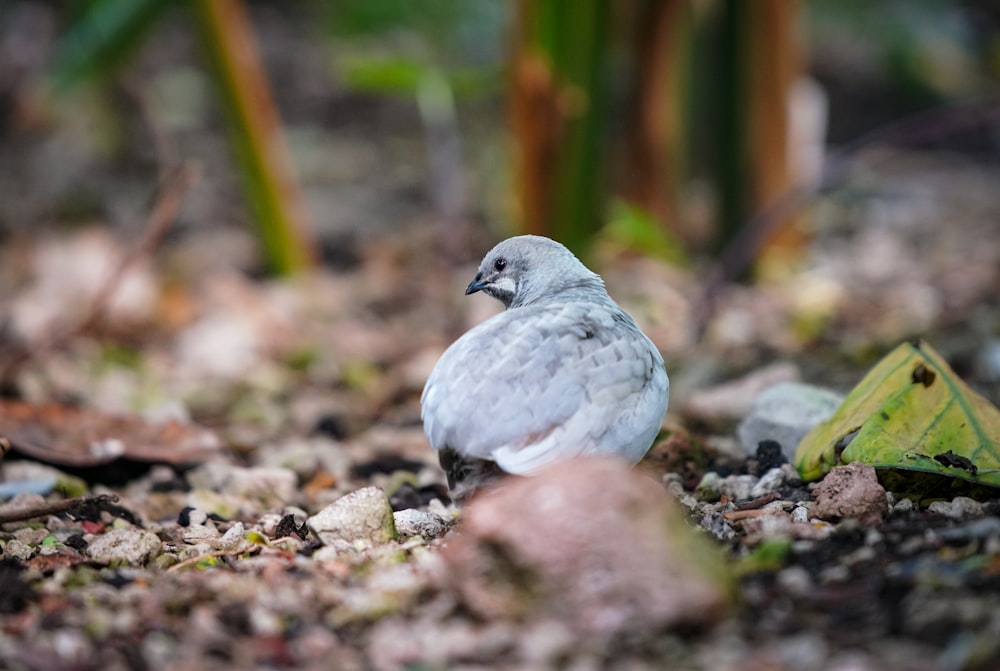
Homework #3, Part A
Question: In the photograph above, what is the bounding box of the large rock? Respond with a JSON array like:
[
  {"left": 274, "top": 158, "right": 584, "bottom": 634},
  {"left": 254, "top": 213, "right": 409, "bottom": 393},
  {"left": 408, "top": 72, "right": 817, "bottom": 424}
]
[
  {"left": 811, "top": 462, "right": 888, "bottom": 524},
  {"left": 737, "top": 382, "right": 843, "bottom": 460},
  {"left": 308, "top": 486, "right": 397, "bottom": 551},
  {"left": 441, "top": 457, "right": 730, "bottom": 639}
]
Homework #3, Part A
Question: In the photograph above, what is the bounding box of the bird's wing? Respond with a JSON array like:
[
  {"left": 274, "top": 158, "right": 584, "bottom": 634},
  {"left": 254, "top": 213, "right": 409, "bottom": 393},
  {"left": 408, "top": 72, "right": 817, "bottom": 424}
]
[{"left": 421, "top": 302, "right": 668, "bottom": 474}]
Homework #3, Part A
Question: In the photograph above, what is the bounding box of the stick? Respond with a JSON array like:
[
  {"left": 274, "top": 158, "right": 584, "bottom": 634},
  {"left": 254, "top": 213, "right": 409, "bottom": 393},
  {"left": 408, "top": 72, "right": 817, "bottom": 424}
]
[{"left": 0, "top": 493, "right": 120, "bottom": 525}]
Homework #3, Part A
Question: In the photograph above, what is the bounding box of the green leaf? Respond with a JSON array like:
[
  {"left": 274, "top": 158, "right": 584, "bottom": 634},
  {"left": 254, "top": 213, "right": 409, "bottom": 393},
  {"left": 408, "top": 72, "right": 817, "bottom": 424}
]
[
  {"left": 795, "top": 340, "right": 1000, "bottom": 488},
  {"left": 51, "top": 0, "right": 172, "bottom": 91}
]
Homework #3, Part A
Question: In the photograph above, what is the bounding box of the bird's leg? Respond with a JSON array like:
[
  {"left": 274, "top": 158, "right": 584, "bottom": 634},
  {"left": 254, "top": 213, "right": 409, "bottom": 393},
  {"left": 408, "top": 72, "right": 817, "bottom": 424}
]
[{"left": 438, "top": 447, "right": 508, "bottom": 503}]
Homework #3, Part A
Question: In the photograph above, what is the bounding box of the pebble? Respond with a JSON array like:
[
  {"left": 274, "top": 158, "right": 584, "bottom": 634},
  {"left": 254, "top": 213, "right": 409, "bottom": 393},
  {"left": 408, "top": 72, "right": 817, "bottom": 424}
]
[
  {"left": 736, "top": 382, "right": 843, "bottom": 460},
  {"left": 937, "top": 517, "right": 1000, "bottom": 541},
  {"left": 777, "top": 565, "right": 813, "bottom": 596},
  {"left": 893, "top": 498, "right": 914, "bottom": 515},
  {"left": 2, "top": 538, "right": 33, "bottom": 561},
  {"left": 927, "top": 496, "right": 984, "bottom": 520},
  {"left": 695, "top": 472, "right": 722, "bottom": 501},
  {"left": 86, "top": 528, "right": 162, "bottom": 564},
  {"left": 718, "top": 474, "right": 759, "bottom": 502},
  {"left": 307, "top": 486, "right": 397, "bottom": 550},
  {"left": 393, "top": 509, "right": 452, "bottom": 540},
  {"left": 749, "top": 467, "right": 789, "bottom": 498},
  {"left": 810, "top": 462, "right": 888, "bottom": 524}
]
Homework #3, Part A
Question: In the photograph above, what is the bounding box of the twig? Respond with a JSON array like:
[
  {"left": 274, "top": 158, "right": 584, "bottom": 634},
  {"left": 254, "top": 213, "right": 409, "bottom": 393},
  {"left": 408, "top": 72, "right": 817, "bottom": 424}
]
[
  {"left": 723, "top": 507, "right": 787, "bottom": 522},
  {"left": 0, "top": 493, "right": 119, "bottom": 525},
  {"left": 76, "top": 163, "right": 199, "bottom": 334},
  {"left": 736, "top": 491, "right": 782, "bottom": 510}
]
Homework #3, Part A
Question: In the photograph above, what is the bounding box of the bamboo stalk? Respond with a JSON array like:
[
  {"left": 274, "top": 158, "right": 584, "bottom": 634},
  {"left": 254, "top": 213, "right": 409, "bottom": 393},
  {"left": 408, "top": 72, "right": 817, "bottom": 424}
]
[{"left": 189, "top": 0, "right": 316, "bottom": 275}]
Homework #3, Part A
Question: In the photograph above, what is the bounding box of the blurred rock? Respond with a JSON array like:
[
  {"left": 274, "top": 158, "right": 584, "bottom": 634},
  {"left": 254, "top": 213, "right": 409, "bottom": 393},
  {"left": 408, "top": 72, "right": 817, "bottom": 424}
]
[
  {"left": 392, "top": 509, "right": 452, "bottom": 541},
  {"left": 811, "top": 462, "right": 888, "bottom": 524},
  {"left": 737, "top": 382, "right": 843, "bottom": 460},
  {"left": 976, "top": 339, "right": 1000, "bottom": 383},
  {"left": 441, "top": 457, "right": 730, "bottom": 639},
  {"left": 86, "top": 528, "right": 162, "bottom": 565},
  {"left": 308, "top": 486, "right": 397, "bottom": 550},
  {"left": 750, "top": 464, "right": 800, "bottom": 499},
  {"left": 927, "top": 496, "right": 984, "bottom": 520},
  {"left": 684, "top": 362, "right": 801, "bottom": 428},
  {"left": 718, "top": 474, "right": 759, "bottom": 503}
]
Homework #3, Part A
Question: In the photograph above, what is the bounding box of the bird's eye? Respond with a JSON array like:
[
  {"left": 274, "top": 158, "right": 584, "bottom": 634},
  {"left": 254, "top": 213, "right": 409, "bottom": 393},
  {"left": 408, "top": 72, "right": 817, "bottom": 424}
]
[{"left": 493, "top": 258, "right": 507, "bottom": 272}]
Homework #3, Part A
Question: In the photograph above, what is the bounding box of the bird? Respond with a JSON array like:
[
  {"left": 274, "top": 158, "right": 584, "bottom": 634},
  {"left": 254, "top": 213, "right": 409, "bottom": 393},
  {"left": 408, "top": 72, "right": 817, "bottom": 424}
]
[{"left": 421, "top": 235, "right": 669, "bottom": 501}]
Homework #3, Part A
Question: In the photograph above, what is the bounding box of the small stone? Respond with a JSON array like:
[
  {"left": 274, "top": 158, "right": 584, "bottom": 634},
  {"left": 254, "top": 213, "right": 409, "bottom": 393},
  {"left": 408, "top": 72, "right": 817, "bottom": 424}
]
[
  {"left": 393, "top": 509, "right": 452, "bottom": 540},
  {"left": 3, "top": 539, "right": 33, "bottom": 561},
  {"left": 927, "top": 496, "right": 984, "bottom": 520},
  {"left": 737, "top": 382, "right": 843, "bottom": 460},
  {"left": 750, "top": 467, "right": 788, "bottom": 498},
  {"left": 938, "top": 517, "right": 1000, "bottom": 541},
  {"left": 892, "top": 497, "right": 914, "bottom": 515},
  {"left": 777, "top": 566, "right": 813, "bottom": 596},
  {"left": 183, "top": 523, "right": 221, "bottom": 543},
  {"left": 810, "top": 462, "right": 888, "bottom": 524},
  {"left": 791, "top": 505, "right": 810, "bottom": 523},
  {"left": 217, "top": 522, "right": 249, "bottom": 551},
  {"left": 695, "top": 472, "right": 722, "bottom": 501},
  {"left": 307, "top": 486, "right": 397, "bottom": 550},
  {"left": 718, "top": 474, "right": 759, "bottom": 502},
  {"left": 86, "top": 528, "right": 162, "bottom": 565}
]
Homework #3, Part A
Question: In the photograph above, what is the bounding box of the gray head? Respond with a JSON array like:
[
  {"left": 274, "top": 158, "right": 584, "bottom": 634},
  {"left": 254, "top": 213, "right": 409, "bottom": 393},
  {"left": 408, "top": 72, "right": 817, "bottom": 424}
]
[{"left": 465, "top": 235, "right": 605, "bottom": 309}]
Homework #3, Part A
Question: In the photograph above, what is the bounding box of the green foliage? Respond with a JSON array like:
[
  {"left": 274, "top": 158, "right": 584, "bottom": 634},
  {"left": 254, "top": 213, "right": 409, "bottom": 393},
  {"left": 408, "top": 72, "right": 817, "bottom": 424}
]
[
  {"left": 795, "top": 340, "right": 1000, "bottom": 489},
  {"left": 50, "top": 0, "right": 173, "bottom": 91},
  {"left": 602, "top": 200, "right": 688, "bottom": 266},
  {"left": 737, "top": 538, "right": 793, "bottom": 574},
  {"left": 337, "top": 57, "right": 496, "bottom": 99}
]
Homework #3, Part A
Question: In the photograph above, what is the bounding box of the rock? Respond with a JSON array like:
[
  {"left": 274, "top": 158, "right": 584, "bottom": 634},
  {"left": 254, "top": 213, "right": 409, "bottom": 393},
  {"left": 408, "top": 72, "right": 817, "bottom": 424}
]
[
  {"left": 975, "top": 339, "right": 1000, "bottom": 383},
  {"left": 86, "top": 528, "right": 162, "bottom": 565},
  {"left": 393, "top": 509, "right": 452, "bottom": 540},
  {"left": 308, "top": 486, "right": 397, "bottom": 550},
  {"left": 892, "top": 498, "right": 914, "bottom": 515},
  {"left": 2, "top": 539, "right": 33, "bottom": 561},
  {"left": 683, "top": 362, "right": 801, "bottom": 428},
  {"left": 810, "top": 462, "right": 888, "bottom": 524},
  {"left": 718, "top": 474, "right": 759, "bottom": 502},
  {"left": 750, "top": 466, "right": 790, "bottom": 498},
  {"left": 441, "top": 457, "right": 730, "bottom": 639},
  {"left": 695, "top": 472, "right": 722, "bottom": 501},
  {"left": 927, "top": 496, "right": 984, "bottom": 520},
  {"left": 938, "top": 517, "right": 1000, "bottom": 541},
  {"left": 736, "top": 382, "right": 843, "bottom": 460}
]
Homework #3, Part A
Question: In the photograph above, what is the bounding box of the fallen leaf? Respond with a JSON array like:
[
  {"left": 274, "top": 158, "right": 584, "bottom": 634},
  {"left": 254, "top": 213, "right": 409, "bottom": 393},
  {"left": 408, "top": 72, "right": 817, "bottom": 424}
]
[
  {"left": 0, "top": 400, "right": 221, "bottom": 467},
  {"left": 795, "top": 341, "right": 1000, "bottom": 488}
]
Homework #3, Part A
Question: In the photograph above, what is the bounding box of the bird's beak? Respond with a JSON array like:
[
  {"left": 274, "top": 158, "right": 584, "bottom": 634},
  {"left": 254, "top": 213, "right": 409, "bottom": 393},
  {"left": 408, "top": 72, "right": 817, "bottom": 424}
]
[{"left": 465, "top": 273, "right": 487, "bottom": 295}]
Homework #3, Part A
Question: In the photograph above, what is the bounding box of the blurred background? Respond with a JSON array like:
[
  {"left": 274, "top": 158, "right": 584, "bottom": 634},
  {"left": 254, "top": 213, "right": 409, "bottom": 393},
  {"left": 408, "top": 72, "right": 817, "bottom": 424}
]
[{"left": 0, "top": 0, "right": 999, "bottom": 422}]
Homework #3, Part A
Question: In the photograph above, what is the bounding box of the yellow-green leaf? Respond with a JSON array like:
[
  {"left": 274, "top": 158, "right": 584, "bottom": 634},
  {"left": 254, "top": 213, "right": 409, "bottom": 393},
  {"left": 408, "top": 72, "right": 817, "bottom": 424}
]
[{"left": 795, "top": 340, "right": 1000, "bottom": 488}]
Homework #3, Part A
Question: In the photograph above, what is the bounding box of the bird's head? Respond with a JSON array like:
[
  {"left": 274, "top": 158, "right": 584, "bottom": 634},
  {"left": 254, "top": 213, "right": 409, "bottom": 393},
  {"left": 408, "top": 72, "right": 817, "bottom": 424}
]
[{"left": 466, "top": 235, "right": 604, "bottom": 309}]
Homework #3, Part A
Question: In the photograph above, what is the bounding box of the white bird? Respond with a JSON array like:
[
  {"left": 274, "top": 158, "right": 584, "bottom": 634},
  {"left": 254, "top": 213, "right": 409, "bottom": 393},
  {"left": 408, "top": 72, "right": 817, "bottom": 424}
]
[{"left": 421, "top": 235, "right": 669, "bottom": 500}]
